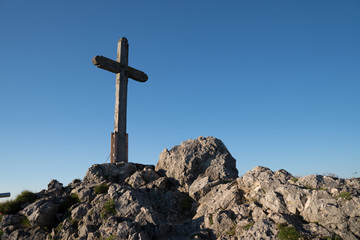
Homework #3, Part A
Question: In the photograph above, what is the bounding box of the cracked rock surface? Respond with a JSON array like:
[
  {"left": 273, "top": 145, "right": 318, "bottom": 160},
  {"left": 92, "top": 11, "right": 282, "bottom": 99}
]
[{"left": 1, "top": 136, "right": 359, "bottom": 240}]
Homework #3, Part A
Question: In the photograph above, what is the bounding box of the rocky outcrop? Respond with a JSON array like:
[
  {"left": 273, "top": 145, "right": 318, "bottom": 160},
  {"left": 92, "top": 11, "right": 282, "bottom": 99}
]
[
  {"left": 156, "top": 136, "right": 238, "bottom": 191},
  {"left": 1, "top": 136, "right": 359, "bottom": 240}
]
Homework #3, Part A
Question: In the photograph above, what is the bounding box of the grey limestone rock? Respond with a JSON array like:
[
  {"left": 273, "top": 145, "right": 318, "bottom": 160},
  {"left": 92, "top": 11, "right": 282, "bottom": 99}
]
[
  {"left": 2, "top": 137, "right": 360, "bottom": 240},
  {"left": 21, "top": 199, "right": 60, "bottom": 227},
  {"left": 47, "top": 179, "right": 63, "bottom": 191},
  {"left": 155, "top": 136, "right": 238, "bottom": 191},
  {"left": 83, "top": 162, "right": 137, "bottom": 184},
  {"left": 189, "top": 176, "right": 222, "bottom": 201},
  {"left": 125, "top": 167, "right": 160, "bottom": 188}
]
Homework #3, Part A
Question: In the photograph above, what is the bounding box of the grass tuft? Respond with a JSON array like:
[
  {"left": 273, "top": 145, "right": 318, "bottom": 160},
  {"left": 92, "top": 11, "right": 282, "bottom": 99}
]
[
  {"left": 104, "top": 236, "right": 116, "bottom": 240},
  {"left": 291, "top": 177, "right": 298, "bottom": 183},
  {"left": 336, "top": 192, "right": 352, "bottom": 201},
  {"left": 21, "top": 216, "right": 31, "bottom": 228},
  {"left": 243, "top": 222, "right": 254, "bottom": 230},
  {"left": 69, "top": 218, "right": 78, "bottom": 228},
  {"left": 94, "top": 183, "right": 109, "bottom": 194},
  {"left": 209, "top": 214, "right": 213, "bottom": 225},
  {"left": 59, "top": 194, "right": 80, "bottom": 214},
  {"left": 0, "top": 190, "right": 37, "bottom": 214},
  {"left": 226, "top": 222, "right": 237, "bottom": 236},
  {"left": 277, "top": 223, "right": 303, "bottom": 240},
  {"left": 101, "top": 199, "right": 116, "bottom": 219}
]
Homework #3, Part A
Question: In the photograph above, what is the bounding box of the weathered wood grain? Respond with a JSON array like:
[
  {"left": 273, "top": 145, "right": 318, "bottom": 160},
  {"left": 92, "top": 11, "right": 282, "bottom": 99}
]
[
  {"left": 114, "top": 37, "right": 129, "bottom": 163},
  {"left": 92, "top": 37, "right": 148, "bottom": 163},
  {"left": 92, "top": 55, "right": 148, "bottom": 82}
]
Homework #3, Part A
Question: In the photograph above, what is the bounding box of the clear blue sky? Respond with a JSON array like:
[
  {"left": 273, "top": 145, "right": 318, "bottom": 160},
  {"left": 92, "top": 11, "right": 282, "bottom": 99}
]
[{"left": 1, "top": 1, "right": 359, "bottom": 200}]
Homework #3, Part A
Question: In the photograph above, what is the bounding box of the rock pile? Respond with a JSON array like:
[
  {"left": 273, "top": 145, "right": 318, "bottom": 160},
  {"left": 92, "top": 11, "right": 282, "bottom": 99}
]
[{"left": 0, "top": 136, "right": 359, "bottom": 239}]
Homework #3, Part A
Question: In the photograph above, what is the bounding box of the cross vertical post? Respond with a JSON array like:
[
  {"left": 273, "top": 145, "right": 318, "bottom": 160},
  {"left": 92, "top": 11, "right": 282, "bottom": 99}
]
[
  {"left": 113, "top": 38, "right": 129, "bottom": 163},
  {"left": 92, "top": 37, "right": 148, "bottom": 164}
]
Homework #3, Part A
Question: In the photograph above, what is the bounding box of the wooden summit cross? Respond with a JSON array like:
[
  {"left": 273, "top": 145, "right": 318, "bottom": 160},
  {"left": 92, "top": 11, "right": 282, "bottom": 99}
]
[{"left": 92, "top": 37, "right": 148, "bottom": 163}]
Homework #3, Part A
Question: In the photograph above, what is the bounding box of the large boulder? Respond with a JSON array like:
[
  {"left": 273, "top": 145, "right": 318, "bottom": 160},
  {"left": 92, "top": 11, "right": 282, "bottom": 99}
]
[
  {"left": 21, "top": 199, "right": 60, "bottom": 227},
  {"left": 83, "top": 162, "right": 137, "bottom": 184},
  {"left": 155, "top": 136, "right": 238, "bottom": 191}
]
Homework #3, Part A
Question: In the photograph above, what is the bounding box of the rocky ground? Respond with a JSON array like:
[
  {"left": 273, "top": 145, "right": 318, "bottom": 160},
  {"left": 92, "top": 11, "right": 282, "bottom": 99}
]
[{"left": 1, "top": 136, "right": 359, "bottom": 240}]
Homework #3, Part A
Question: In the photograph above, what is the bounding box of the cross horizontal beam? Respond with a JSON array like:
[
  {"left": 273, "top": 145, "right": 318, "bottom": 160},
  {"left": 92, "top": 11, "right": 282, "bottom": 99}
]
[
  {"left": 92, "top": 55, "right": 148, "bottom": 83},
  {"left": 0, "top": 192, "right": 11, "bottom": 198}
]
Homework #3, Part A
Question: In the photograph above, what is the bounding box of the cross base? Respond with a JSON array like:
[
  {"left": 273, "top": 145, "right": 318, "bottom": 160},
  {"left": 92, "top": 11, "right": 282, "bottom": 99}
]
[{"left": 110, "top": 132, "right": 128, "bottom": 163}]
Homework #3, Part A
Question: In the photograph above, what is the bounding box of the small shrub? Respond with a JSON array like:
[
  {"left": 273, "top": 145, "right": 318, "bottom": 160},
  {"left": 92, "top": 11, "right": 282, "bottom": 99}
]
[
  {"left": 208, "top": 214, "right": 213, "bottom": 225},
  {"left": 69, "top": 218, "right": 78, "bottom": 228},
  {"left": 94, "top": 183, "right": 109, "bottom": 194},
  {"left": 101, "top": 199, "right": 116, "bottom": 219},
  {"left": 59, "top": 194, "right": 80, "bottom": 213},
  {"left": 0, "top": 201, "right": 19, "bottom": 215},
  {"left": 336, "top": 192, "right": 352, "bottom": 201},
  {"left": 0, "top": 230, "right": 3, "bottom": 237},
  {"left": 16, "top": 191, "right": 37, "bottom": 204},
  {"left": 304, "top": 185, "right": 314, "bottom": 190},
  {"left": 54, "top": 222, "right": 63, "bottom": 235},
  {"left": 180, "top": 195, "right": 193, "bottom": 214},
  {"left": 105, "top": 236, "right": 116, "bottom": 240},
  {"left": 277, "top": 223, "right": 303, "bottom": 240},
  {"left": 243, "top": 222, "right": 254, "bottom": 230},
  {"left": 0, "top": 190, "right": 37, "bottom": 214},
  {"left": 21, "top": 216, "right": 31, "bottom": 228},
  {"left": 226, "top": 222, "right": 237, "bottom": 236},
  {"left": 291, "top": 177, "right": 298, "bottom": 183}
]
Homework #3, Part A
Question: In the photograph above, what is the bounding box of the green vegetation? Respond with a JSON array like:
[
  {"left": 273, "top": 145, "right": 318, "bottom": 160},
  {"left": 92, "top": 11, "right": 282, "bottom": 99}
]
[
  {"left": 55, "top": 222, "right": 63, "bottom": 233},
  {"left": 180, "top": 195, "right": 194, "bottom": 214},
  {"left": 243, "top": 222, "right": 254, "bottom": 230},
  {"left": 304, "top": 185, "right": 314, "bottom": 190},
  {"left": 336, "top": 192, "right": 352, "bottom": 201},
  {"left": 0, "top": 190, "right": 37, "bottom": 214},
  {"left": 326, "top": 235, "right": 342, "bottom": 240},
  {"left": 208, "top": 214, "right": 213, "bottom": 225},
  {"left": 21, "top": 216, "right": 31, "bottom": 228},
  {"left": 291, "top": 177, "right": 299, "bottom": 183},
  {"left": 59, "top": 194, "right": 80, "bottom": 214},
  {"left": 226, "top": 222, "right": 237, "bottom": 236},
  {"left": 104, "top": 235, "right": 116, "bottom": 240},
  {"left": 0, "top": 230, "right": 3, "bottom": 237},
  {"left": 277, "top": 223, "right": 303, "bottom": 240},
  {"left": 101, "top": 199, "right": 116, "bottom": 219},
  {"left": 16, "top": 191, "right": 37, "bottom": 204},
  {"left": 94, "top": 183, "right": 109, "bottom": 194},
  {"left": 69, "top": 218, "right": 78, "bottom": 228}
]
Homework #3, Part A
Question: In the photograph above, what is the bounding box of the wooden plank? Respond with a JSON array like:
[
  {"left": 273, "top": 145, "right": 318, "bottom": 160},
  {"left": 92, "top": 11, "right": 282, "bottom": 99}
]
[
  {"left": 92, "top": 55, "right": 148, "bottom": 82},
  {"left": 0, "top": 192, "right": 11, "bottom": 198},
  {"left": 110, "top": 132, "right": 116, "bottom": 163},
  {"left": 128, "top": 66, "right": 148, "bottom": 82},
  {"left": 114, "top": 37, "right": 129, "bottom": 163},
  {"left": 92, "top": 55, "right": 119, "bottom": 73}
]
